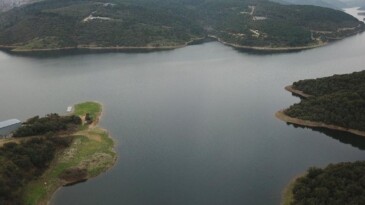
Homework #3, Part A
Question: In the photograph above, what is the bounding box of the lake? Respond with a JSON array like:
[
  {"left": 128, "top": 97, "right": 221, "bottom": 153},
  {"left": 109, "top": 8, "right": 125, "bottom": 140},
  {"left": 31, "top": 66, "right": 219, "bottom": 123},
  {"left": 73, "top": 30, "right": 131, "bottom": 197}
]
[{"left": 0, "top": 8, "right": 365, "bottom": 205}]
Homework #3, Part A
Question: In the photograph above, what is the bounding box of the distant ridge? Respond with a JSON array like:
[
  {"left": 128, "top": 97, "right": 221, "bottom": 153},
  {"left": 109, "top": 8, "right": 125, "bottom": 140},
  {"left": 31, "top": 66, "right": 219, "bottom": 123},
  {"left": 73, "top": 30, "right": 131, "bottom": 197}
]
[{"left": 0, "top": 0, "right": 363, "bottom": 52}]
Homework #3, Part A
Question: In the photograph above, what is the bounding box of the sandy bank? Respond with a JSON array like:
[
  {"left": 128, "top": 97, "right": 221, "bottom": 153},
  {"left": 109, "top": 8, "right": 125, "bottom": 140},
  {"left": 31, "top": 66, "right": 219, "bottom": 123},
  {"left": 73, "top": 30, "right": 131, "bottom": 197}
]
[
  {"left": 284, "top": 85, "right": 313, "bottom": 98},
  {"left": 208, "top": 35, "right": 327, "bottom": 51},
  {"left": 275, "top": 110, "right": 365, "bottom": 137}
]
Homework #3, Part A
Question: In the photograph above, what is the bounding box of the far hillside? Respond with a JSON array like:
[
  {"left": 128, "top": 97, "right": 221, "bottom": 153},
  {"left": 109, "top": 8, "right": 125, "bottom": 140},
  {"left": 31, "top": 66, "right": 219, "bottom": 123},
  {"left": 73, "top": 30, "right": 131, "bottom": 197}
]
[{"left": 0, "top": 0, "right": 363, "bottom": 51}]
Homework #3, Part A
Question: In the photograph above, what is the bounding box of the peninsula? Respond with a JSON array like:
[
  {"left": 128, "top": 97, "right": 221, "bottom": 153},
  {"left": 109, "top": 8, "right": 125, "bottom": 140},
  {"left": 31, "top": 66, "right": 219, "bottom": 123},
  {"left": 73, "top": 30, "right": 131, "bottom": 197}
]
[
  {"left": 0, "top": 101, "right": 116, "bottom": 205},
  {"left": 276, "top": 70, "right": 365, "bottom": 137},
  {"left": 0, "top": 0, "right": 363, "bottom": 52}
]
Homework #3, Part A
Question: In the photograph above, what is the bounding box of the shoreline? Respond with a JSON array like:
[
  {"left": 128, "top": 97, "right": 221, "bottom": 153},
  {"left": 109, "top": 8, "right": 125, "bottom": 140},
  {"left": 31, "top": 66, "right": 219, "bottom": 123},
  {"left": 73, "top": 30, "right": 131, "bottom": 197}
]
[
  {"left": 284, "top": 85, "right": 313, "bottom": 98},
  {"left": 275, "top": 110, "right": 365, "bottom": 137},
  {"left": 0, "top": 36, "right": 207, "bottom": 52},
  {"left": 208, "top": 35, "right": 328, "bottom": 51},
  {"left": 1, "top": 30, "right": 362, "bottom": 53},
  {"left": 281, "top": 173, "right": 306, "bottom": 205},
  {"left": 0, "top": 38, "right": 327, "bottom": 53}
]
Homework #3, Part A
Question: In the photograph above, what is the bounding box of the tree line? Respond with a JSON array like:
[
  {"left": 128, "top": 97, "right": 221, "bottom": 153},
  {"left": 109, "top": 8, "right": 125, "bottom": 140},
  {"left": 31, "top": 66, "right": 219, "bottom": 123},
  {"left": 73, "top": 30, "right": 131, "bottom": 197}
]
[{"left": 13, "top": 113, "right": 81, "bottom": 137}]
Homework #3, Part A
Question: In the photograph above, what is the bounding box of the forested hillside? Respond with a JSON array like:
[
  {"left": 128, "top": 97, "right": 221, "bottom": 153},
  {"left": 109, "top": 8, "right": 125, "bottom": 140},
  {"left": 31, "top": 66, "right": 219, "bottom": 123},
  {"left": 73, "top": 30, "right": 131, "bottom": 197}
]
[
  {"left": 0, "top": 0, "right": 363, "bottom": 51},
  {"left": 285, "top": 71, "right": 365, "bottom": 131}
]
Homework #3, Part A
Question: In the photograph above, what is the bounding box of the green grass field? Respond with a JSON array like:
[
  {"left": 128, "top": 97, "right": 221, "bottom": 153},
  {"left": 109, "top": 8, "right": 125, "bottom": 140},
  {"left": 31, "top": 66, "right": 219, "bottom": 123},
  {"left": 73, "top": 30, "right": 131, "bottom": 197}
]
[{"left": 74, "top": 101, "right": 101, "bottom": 120}]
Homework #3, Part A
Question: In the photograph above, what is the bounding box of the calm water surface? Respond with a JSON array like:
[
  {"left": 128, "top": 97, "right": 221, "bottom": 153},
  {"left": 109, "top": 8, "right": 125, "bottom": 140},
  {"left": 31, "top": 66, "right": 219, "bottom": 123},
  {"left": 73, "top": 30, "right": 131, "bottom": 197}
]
[{"left": 0, "top": 9, "right": 365, "bottom": 205}]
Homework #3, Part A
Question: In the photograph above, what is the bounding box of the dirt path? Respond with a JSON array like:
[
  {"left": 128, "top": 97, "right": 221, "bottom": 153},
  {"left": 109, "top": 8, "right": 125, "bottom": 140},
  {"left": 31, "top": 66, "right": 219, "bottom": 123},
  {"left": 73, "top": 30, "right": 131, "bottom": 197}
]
[
  {"left": 249, "top": 6, "right": 255, "bottom": 15},
  {"left": 0, "top": 138, "right": 21, "bottom": 146}
]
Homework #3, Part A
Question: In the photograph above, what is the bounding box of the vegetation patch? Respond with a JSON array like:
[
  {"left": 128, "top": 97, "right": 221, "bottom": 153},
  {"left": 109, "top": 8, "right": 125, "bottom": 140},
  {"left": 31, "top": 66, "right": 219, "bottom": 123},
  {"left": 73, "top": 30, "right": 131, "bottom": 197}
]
[
  {"left": 13, "top": 36, "right": 74, "bottom": 51},
  {"left": 74, "top": 101, "right": 101, "bottom": 120}
]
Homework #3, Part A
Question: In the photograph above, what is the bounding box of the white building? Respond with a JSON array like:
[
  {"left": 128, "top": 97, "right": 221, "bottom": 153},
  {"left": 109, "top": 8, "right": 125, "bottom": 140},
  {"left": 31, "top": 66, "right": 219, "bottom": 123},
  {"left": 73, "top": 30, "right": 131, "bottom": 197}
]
[{"left": 0, "top": 119, "right": 21, "bottom": 138}]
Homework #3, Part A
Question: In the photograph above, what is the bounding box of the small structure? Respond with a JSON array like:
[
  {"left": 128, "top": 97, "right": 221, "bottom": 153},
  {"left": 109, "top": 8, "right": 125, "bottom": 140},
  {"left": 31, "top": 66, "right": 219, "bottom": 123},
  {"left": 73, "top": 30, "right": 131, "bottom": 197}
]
[{"left": 0, "top": 119, "right": 21, "bottom": 138}]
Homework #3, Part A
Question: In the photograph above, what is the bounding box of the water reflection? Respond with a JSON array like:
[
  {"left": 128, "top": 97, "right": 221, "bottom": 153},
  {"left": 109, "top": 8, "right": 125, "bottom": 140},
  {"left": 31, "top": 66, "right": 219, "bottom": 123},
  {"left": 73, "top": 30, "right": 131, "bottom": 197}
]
[{"left": 287, "top": 123, "right": 365, "bottom": 151}]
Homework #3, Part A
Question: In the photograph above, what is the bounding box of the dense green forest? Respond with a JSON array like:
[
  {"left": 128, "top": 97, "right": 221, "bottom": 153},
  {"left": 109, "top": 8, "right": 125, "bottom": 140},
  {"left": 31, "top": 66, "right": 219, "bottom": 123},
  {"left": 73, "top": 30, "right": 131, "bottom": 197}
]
[
  {"left": 289, "top": 161, "right": 365, "bottom": 205},
  {"left": 13, "top": 113, "right": 82, "bottom": 137},
  {"left": 0, "top": 0, "right": 363, "bottom": 50},
  {"left": 0, "top": 136, "right": 73, "bottom": 204},
  {"left": 285, "top": 71, "right": 365, "bottom": 131}
]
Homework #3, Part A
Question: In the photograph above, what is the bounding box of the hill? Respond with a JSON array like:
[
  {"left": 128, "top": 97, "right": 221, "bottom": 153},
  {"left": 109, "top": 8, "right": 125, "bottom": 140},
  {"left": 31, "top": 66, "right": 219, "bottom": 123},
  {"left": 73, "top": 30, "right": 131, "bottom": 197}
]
[{"left": 0, "top": 0, "right": 364, "bottom": 51}]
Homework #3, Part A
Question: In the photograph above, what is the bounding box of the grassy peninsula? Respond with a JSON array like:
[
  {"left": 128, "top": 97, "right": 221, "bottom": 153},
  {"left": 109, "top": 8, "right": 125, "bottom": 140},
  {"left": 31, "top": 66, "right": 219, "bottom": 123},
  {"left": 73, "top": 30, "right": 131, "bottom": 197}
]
[
  {"left": 0, "top": 102, "right": 116, "bottom": 205},
  {"left": 277, "top": 71, "right": 365, "bottom": 136},
  {"left": 282, "top": 161, "right": 365, "bottom": 205},
  {"left": 0, "top": 0, "right": 363, "bottom": 52}
]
